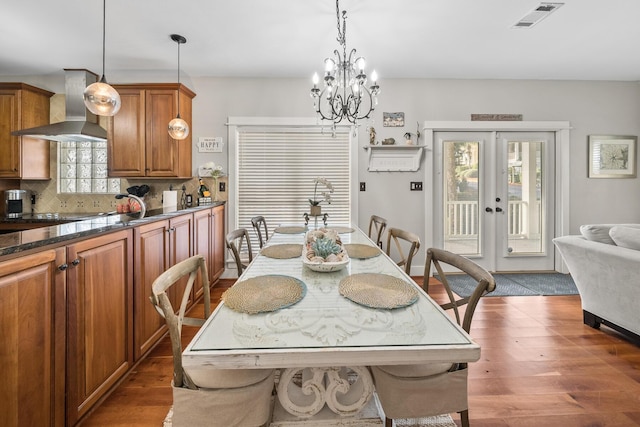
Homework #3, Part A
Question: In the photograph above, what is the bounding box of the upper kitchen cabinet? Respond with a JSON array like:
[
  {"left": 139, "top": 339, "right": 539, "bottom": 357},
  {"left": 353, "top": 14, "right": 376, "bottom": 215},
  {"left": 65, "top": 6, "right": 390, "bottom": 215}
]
[
  {"left": 107, "top": 83, "right": 195, "bottom": 178},
  {"left": 0, "top": 83, "right": 54, "bottom": 179}
]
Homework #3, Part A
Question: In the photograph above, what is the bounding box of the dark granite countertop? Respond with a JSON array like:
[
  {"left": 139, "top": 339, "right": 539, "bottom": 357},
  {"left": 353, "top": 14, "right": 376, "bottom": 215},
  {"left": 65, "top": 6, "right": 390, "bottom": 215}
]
[{"left": 0, "top": 202, "right": 225, "bottom": 258}]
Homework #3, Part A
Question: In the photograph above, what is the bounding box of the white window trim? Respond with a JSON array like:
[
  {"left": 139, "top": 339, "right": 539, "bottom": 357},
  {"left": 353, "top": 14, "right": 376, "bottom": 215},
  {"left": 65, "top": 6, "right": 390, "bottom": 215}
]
[{"left": 227, "top": 116, "right": 359, "bottom": 234}]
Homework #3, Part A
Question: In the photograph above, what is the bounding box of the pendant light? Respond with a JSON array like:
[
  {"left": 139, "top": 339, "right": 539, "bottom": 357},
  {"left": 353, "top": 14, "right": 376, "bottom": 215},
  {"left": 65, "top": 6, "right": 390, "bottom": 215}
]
[
  {"left": 168, "top": 34, "right": 189, "bottom": 140},
  {"left": 83, "top": 0, "right": 121, "bottom": 116}
]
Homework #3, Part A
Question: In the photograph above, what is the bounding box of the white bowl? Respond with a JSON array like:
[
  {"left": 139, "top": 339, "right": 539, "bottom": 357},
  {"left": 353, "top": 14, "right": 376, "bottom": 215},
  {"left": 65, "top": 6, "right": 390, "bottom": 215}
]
[{"left": 302, "top": 243, "right": 350, "bottom": 272}]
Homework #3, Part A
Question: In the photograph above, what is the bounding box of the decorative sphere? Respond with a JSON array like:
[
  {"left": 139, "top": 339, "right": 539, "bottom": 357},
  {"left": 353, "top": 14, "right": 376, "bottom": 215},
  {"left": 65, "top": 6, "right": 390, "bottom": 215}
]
[
  {"left": 83, "top": 82, "right": 121, "bottom": 116},
  {"left": 168, "top": 117, "right": 190, "bottom": 140}
]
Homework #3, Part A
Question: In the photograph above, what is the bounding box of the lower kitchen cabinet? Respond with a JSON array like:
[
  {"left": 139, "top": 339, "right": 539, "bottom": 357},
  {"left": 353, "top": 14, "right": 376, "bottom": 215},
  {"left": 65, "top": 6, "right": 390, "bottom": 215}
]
[
  {"left": 133, "top": 213, "right": 193, "bottom": 360},
  {"left": 65, "top": 230, "right": 133, "bottom": 426},
  {"left": 192, "top": 204, "right": 225, "bottom": 299},
  {"left": 0, "top": 248, "right": 66, "bottom": 427}
]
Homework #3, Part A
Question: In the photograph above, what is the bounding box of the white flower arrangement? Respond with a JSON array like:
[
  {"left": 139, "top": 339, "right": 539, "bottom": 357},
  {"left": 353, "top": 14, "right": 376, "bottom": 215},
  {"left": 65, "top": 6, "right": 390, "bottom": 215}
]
[{"left": 309, "top": 177, "right": 334, "bottom": 206}]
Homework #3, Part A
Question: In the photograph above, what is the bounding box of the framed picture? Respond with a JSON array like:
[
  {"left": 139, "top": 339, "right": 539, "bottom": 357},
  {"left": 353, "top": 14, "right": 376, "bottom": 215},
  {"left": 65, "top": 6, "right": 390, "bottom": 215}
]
[
  {"left": 588, "top": 135, "right": 637, "bottom": 178},
  {"left": 383, "top": 112, "right": 404, "bottom": 127}
]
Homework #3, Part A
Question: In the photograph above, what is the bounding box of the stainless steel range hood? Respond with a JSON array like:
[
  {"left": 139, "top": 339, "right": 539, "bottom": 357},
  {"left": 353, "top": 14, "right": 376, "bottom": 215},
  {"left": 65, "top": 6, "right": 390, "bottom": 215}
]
[{"left": 12, "top": 69, "right": 108, "bottom": 142}]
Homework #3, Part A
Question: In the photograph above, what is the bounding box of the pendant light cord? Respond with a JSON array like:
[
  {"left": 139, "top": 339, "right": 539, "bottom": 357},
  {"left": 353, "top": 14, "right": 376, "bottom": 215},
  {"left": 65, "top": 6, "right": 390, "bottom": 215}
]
[
  {"left": 176, "top": 38, "right": 181, "bottom": 117},
  {"left": 101, "top": 0, "right": 106, "bottom": 82}
]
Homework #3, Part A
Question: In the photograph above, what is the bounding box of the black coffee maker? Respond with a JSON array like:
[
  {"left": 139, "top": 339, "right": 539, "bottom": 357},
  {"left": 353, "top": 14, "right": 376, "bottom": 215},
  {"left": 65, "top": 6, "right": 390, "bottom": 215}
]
[{"left": 5, "top": 189, "right": 31, "bottom": 218}]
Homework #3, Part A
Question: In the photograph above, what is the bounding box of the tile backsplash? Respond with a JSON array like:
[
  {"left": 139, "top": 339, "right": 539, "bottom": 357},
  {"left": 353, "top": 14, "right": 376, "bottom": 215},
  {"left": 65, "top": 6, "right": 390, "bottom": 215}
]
[{"left": 19, "top": 141, "right": 227, "bottom": 214}]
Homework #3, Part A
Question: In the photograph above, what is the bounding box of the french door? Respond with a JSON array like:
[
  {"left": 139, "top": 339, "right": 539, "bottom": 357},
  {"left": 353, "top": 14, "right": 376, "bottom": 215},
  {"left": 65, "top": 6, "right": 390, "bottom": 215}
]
[{"left": 433, "top": 131, "right": 555, "bottom": 272}]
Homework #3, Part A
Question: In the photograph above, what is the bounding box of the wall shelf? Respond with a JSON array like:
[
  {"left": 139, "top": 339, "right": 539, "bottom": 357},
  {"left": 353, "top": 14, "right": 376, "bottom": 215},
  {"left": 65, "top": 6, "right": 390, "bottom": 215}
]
[{"left": 363, "top": 145, "right": 426, "bottom": 171}]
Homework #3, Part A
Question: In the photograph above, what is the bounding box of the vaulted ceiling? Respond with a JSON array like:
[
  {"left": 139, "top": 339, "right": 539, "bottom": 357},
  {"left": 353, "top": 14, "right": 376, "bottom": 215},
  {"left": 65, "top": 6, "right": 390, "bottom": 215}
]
[{"left": 2, "top": 0, "right": 639, "bottom": 81}]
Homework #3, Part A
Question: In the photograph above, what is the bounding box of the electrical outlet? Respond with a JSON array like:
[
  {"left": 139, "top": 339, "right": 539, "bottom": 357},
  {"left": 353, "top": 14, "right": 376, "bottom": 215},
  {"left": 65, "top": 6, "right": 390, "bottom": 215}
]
[
  {"left": 410, "top": 181, "right": 423, "bottom": 191},
  {"left": 359, "top": 182, "right": 366, "bottom": 191},
  {"left": 219, "top": 181, "right": 226, "bottom": 192}
]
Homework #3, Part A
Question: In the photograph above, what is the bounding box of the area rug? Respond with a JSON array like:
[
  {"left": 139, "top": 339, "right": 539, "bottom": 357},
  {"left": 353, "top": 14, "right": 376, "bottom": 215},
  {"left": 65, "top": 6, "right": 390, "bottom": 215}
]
[{"left": 438, "top": 272, "right": 578, "bottom": 297}]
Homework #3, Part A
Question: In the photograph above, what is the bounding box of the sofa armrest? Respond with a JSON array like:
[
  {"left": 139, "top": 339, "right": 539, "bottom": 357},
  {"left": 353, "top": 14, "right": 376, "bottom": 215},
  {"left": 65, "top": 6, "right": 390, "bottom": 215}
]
[{"left": 553, "top": 235, "right": 640, "bottom": 334}]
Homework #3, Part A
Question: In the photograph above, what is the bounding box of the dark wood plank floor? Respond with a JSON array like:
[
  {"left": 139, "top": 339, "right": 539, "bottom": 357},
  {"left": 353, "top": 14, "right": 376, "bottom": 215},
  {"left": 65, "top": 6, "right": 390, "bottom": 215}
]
[{"left": 80, "top": 278, "right": 640, "bottom": 426}]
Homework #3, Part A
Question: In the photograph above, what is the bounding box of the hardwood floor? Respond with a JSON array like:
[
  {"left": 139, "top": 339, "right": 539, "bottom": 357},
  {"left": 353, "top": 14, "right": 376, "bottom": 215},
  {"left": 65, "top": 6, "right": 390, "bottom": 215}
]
[{"left": 80, "top": 278, "right": 640, "bottom": 426}]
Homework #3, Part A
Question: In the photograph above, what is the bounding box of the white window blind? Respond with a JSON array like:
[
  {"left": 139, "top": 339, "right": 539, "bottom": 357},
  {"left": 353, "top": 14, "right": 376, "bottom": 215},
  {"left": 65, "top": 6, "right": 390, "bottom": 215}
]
[{"left": 236, "top": 127, "right": 351, "bottom": 250}]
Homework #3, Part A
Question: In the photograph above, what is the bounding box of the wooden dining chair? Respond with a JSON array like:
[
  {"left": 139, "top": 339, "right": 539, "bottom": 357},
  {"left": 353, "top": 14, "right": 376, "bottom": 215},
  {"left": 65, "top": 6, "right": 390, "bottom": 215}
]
[
  {"left": 368, "top": 215, "right": 388, "bottom": 248},
  {"left": 250, "top": 215, "right": 269, "bottom": 249},
  {"left": 226, "top": 228, "right": 254, "bottom": 275},
  {"left": 371, "top": 247, "right": 496, "bottom": 427},
  {"left": 150, "top": 254, "right": 275, "bottom": 426},
  {"left": 385, "top": 227, "right": 421, "bottom": 275}
]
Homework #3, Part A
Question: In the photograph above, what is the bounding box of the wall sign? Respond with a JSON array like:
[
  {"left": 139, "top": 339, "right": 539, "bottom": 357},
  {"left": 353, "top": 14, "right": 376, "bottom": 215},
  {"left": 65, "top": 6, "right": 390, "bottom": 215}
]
[{"left": 197, "top": 137, "right": 224, "bottom": 153}]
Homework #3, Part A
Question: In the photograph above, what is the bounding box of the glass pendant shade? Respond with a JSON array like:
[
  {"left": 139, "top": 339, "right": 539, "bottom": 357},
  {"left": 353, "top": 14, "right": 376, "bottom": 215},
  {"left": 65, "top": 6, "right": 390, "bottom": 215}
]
[
  {"left": 83, "top": 81, "right": 121, "bottom": 116},
  {"left": 83, "top": 0, "right": 120, "bottom": 117},
  {"left": 168, "top": 117, "right": 189, "bottom": 140},
  {"left": 168, "top": 33, "right": 189, "bottom": 141}
]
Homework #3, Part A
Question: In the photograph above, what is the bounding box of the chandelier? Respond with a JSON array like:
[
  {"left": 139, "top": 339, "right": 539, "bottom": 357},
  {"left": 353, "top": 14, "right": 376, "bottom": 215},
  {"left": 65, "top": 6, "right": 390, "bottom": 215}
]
[{"left": 311, "top": 0, "right": 380, "bottom": 126}]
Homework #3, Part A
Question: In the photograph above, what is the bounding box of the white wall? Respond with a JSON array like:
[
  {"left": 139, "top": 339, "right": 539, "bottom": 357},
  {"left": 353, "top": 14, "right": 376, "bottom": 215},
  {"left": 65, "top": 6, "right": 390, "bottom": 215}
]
[
  {"left": 6, "top": 73, "right": 640, "bottom": 265},
  {"left": 184, "top": 77, "right": 640, "bottom": 258}
]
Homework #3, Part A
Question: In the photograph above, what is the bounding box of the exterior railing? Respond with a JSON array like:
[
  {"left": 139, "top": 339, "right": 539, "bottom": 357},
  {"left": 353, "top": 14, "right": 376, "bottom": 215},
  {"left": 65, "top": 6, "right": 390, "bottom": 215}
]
[{"left": 445, "top": 200, "right": 539, "bottom": 238}]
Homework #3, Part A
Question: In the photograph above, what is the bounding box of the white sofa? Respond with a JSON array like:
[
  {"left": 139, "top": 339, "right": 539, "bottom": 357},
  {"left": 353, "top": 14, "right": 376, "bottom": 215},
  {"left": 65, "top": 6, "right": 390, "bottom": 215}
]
[{"left": 553, "top": 224, "right": 640, "bottom": 343}]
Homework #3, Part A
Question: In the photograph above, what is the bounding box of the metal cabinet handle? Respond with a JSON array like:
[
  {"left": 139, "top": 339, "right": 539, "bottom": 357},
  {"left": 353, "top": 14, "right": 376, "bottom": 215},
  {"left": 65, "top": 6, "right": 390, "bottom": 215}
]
[
  {"left": 58, "top": 263, "right": 68, "bottom": 271},
  {"left": 71, "top": 258, "right": 80, "bottom": 266}
]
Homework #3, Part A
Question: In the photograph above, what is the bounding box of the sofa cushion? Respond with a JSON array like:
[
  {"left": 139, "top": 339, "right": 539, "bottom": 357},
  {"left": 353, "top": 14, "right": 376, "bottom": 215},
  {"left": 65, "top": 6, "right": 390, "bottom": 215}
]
[
  {"left": 609, "top": 226, "right": 640, "bottom": 251},
  {"left": 580, "top": 224, "right": 640, "bottom": 244}
]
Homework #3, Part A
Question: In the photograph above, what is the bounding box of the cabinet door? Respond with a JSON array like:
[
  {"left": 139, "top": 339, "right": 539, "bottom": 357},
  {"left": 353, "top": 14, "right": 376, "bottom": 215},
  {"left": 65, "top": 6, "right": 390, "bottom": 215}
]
[
  {"left": 134, "top": 220, "right": 169, "bottom": 360},
  {"left": 66, "top": 230, "right": 133, "bottom": 425},
  {"left": 192, "top": 208, "right": 212, "bottom": 299},
  {"left": 145, "top": 90, "right": 180, "bottom": 177},
  {"left": 107, "top": 88, "right": 146, "bottom": 177},
  {"left": 0, "top": 90, "right": 20, "bottom": 177},
  {"left": 212, "top": 204, "right": 226, "bottom": 281},
  {"left": 0, "top": 249, "right": 66, "bottom": 427},
  {"left": 168, "top": 214, "right": 193, "bottom": 309}
]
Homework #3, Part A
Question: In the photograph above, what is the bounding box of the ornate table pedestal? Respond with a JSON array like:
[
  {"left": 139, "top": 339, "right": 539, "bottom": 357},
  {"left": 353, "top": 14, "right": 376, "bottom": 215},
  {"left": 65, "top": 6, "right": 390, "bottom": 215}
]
[{"left": 270, "top": 366, "right": 383, "bottom": 426}]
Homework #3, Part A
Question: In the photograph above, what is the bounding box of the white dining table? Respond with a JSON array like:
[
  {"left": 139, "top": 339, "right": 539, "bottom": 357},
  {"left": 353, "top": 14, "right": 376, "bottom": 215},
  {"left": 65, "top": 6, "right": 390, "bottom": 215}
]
[{"left": 183, "top": 225, "right": 479, "bottom": 425}]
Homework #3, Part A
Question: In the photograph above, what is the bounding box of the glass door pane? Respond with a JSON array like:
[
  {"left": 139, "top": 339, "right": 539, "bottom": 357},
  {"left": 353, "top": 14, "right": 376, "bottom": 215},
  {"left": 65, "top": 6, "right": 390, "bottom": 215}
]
[
  {"left": 506, "top": 140, "right": 544, "bottom": 255},
  {"left": 443, "top": 140, "right": 481, "bottom": 255}
]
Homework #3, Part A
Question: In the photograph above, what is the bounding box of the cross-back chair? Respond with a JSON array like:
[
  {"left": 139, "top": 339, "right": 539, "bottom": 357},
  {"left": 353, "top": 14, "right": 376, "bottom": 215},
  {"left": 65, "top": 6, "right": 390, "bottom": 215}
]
[
  {"left": 368, "top": 215, "right": 388, "bottom": 248},
  {"left": 250, "top": 215, "right": 269, "bottom": 249},
  {"left": 226, "top": 228, "right": 254, "bottom": 276},
  {"left": 371, "top": 247, "right": 496, "bottom": 427},
  {"left": 385, "top": 227, "right": 421, "bottom": 275},
  {"left": 150, "top": 254, "right": 274, "bottom": 426}
]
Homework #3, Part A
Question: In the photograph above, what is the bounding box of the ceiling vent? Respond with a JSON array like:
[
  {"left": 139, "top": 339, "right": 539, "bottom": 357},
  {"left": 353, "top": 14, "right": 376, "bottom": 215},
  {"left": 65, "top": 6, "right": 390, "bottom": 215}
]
[{"left": 512, "top": 2, "right": 564, "bottom": 29}]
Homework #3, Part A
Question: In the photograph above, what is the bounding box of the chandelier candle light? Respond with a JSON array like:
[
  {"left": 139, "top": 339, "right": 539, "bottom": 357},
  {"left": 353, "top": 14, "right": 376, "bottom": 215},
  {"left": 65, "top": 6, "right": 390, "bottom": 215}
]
[{"left": 310, "top": 0, "right": 380, "bottom": 127}]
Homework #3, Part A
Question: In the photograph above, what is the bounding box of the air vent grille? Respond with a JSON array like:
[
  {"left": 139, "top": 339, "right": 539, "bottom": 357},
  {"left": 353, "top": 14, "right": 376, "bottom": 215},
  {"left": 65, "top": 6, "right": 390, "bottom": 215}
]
[{"left": 512, "top": 2, "right": 564, "bottom": 29}]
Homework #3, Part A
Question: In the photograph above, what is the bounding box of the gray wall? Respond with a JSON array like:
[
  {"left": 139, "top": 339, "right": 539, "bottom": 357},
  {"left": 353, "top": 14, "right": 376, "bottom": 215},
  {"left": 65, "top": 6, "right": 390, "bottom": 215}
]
[{"left": 6, "top": 73, "right": 640, "bottom": 259}]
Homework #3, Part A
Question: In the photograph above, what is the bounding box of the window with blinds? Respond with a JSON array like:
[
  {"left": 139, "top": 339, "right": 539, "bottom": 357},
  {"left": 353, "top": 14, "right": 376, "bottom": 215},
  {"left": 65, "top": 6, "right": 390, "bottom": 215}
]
[{"left": 236, "top": 127, "right": 351, "bottom": 250}]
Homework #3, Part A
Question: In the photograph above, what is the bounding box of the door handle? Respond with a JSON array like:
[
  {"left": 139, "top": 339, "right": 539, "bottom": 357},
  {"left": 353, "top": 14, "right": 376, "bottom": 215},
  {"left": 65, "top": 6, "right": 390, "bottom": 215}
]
[
  {"left": 485, "top": 207, "right": 493, "bottom": 213},
  {"left": 495, "top": 207, "right": 503, "bottom": 213}
]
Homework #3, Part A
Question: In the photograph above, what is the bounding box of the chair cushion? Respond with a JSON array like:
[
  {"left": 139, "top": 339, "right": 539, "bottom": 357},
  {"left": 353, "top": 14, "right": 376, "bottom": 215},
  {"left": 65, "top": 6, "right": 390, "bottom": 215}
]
[
  {"left": 609, "top": 226, "right": 640, "bottom": 251},
  {"left": 185, "top": 366, "right": 274, "bottom": 389},
  {"left": 580, "top": 224, "right": 640, "bottom": 244}
]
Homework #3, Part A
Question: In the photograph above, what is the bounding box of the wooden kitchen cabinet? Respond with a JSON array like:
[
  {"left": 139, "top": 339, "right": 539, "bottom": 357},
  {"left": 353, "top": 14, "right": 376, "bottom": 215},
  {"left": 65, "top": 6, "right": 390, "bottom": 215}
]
[
  {"left": 0, "top": 248, "right": 66, "bottom": 427},
  {"left": 0, "top": 83, "right": 54, "bottom": 179},
  {"left": 65, "top": 230, "right": 133, "bottom": 426},
  {"left": 211, "top": 204, "right": 226, "bottom": 282},
  {"left": 193, "top": 204, "right": 225, "bottom": 299},
  {"left": 107, "top": 83, "right": 195, "bottom": 178},
  {"left": 133, "top": 214, "right": 193, "bottom": 360}
]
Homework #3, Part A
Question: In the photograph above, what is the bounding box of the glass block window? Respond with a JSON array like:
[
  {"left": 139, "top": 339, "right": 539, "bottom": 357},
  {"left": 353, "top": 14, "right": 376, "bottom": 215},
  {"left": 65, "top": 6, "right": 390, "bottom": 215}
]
[{"left": 58, "top": 141, "right": 120, "bottom": 194}]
